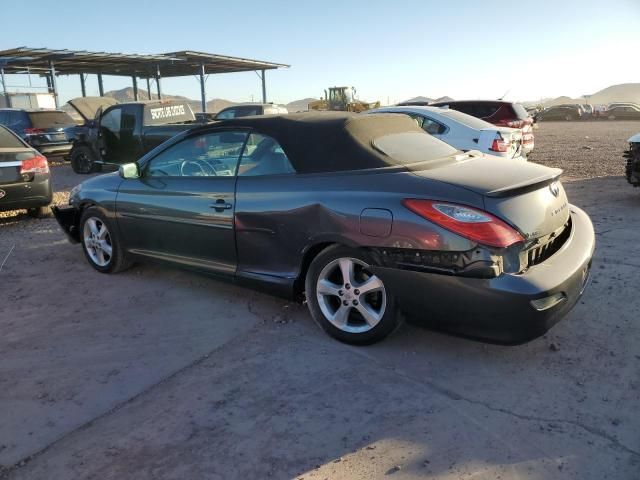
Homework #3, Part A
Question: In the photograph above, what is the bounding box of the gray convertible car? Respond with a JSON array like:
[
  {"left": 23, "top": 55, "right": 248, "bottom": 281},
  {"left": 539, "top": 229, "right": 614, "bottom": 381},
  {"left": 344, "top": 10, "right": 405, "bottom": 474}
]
[{"left": 53, "top": 112, "right": 595, "bottom": 345}]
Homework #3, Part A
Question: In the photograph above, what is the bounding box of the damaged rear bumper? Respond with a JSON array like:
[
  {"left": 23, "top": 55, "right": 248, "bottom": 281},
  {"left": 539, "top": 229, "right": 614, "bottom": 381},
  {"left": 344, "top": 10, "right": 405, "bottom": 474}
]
[
  {"left": 374, "top": 205, "right": 595, "bottom": 344},
  {"left": 52, "top": 205, "right": 81, "bottom": 243}
]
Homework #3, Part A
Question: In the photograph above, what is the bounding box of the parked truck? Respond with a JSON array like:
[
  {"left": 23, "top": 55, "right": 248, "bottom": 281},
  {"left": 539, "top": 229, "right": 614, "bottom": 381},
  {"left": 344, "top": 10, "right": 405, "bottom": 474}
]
[{"left": 66, "top": 97, "right": 197, "bottom": 173}]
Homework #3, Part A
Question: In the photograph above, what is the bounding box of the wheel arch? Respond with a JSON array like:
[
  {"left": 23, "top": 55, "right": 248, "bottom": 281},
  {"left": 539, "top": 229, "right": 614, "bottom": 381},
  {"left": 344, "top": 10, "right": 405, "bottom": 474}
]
[
  {"left": 294, "top": 242, "right": 336, "bottom": 300},
  {"left": 293, "top": 236, "right": 367, "bottom": 300}
]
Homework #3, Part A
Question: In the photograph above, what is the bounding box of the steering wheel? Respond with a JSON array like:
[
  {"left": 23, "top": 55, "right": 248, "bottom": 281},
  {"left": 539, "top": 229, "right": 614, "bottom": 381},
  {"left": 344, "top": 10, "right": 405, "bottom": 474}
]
[{"left": 180, "top": 159, "right": 216, "bottom": 177}]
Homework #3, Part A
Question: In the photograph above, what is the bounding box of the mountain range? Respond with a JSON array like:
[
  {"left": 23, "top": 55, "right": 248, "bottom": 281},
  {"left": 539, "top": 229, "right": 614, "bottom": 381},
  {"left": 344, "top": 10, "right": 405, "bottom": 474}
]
[
  {"left": 64, "top": 82, "right": 640, "bottom": 114},
  {"left": 522, "top": 83, "right": 640, "bottom": 107}
]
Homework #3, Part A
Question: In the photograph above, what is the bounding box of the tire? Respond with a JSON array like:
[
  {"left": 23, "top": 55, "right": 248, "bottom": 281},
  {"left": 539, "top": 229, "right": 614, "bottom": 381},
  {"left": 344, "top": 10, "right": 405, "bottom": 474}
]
[
  {"left": 27, "top": 206, "right": 51, "bottom": 218},
  {"left": 305, "top": 245, "right": 399, "bottom": 345},
  {"left": 79, "top": 207, "right": 132, "bottom": 273},
  {"left": 70, "top": 145, "right": 100, "bottom": 174}
]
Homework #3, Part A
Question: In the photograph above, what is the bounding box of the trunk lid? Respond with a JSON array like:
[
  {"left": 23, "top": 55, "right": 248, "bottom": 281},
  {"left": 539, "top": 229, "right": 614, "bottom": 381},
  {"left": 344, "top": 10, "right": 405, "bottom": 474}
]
[
  {"left": 411, "top": 154, "right": 568, "bottom": 241},
  {"left": 479, "top": 127, "right": 523, "bottom": 159},
  {"left": 0, "top": 148, "right": 35, "bottom": 184}
]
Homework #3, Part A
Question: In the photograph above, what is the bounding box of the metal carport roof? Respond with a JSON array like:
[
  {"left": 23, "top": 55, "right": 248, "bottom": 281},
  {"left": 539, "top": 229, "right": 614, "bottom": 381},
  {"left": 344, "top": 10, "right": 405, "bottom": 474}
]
[{"left": 0, "top": 47, "right": 289, "bottom": 111}]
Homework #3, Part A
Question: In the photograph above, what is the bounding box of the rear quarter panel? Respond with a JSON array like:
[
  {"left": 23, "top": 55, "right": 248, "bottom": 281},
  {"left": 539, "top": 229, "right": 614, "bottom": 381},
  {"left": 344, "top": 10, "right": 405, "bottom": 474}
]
[{"left": 234, "top": 169, "right": 483, "bottom": 281}]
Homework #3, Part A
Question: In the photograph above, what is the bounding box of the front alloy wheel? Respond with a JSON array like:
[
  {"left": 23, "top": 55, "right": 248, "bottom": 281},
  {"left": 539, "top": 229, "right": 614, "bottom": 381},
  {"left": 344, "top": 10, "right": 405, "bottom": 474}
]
[
  {"left": 305, "top": 245, "right": 399, "bottom": 345},
  {"left": 83, "top": 217, "right": 112, "bottom": 267},
  {"left": 80, "top": 207, "right": 132, "bottom": 273}
]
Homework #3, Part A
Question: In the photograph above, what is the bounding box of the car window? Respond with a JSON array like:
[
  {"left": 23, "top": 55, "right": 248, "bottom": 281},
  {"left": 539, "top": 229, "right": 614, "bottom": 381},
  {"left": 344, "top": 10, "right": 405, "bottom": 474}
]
[
  {"left": 27, "top": 111, "right": 75, "bottom": 128},
  {"left": 145, "top": 131, "right": 248, "bottom": 178},
  {"left": 402, "top": 113, "right": 424, "bottom": 128},
  {"left": 472, "top": 103, "right": 500, "bottom": 118},
  {"left": 238, "top": 133, "right": 295, "bottom": 176},
  {"left": 448, "top": 102, "right": 473, "bottom": 115},
  {"left": 101, "top": 108, "right": 122, "bottom": 137},
  {"left": 373, "top": 132, "right": 458, "bottom": 166},
  {"left": 0, "top": 126, "right": 26, "bottom": 148},
  {"left": 234, "top": 106, "right": 262, "bottom": 118},
  {"left": 121, "top": 105, "right": 137, "bottom": 130},
  {"left": 421, "top": 116, "right": 448, "bottom": 135},
  {"left": 215, "top": 108, "right": 236, "bottom": 120},
  {"left": 0, "top": 111, "right": 7, "bottom": 125},
  {"left": 5, "top": 111, "right": 23, "bottom": 128}
]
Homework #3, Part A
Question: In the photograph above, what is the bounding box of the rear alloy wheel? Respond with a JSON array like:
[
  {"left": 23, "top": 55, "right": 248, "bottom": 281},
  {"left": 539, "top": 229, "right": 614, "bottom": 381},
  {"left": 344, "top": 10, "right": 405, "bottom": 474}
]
[
  {"left": 305, "top": 245, "right": 399, "bottom": 345},
  {"left": 71, "top": 145, "right": 101, "bottom": 174},
  {"left": 80, "top": 207, "right": 131, "bottom": 273}
]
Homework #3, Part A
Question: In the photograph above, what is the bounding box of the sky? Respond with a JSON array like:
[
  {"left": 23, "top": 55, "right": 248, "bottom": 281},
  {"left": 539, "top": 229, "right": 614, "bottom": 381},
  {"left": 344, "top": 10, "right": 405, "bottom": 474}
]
[{"left": 1, "top": 0, "right": 640, "bottom": 106}]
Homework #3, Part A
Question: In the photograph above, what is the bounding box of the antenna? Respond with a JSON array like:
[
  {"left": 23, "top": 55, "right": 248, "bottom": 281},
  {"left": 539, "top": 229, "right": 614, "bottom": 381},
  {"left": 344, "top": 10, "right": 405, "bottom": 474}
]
[{"left": 498, "top": 89, "right": 510, "bottom": 101}]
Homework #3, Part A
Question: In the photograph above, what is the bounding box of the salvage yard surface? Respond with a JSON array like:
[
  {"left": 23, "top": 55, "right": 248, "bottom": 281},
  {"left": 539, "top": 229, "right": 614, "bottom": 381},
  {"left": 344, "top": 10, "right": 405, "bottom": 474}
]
[{"left": 1, "top": 121, "right": 639, "bottom": 479}]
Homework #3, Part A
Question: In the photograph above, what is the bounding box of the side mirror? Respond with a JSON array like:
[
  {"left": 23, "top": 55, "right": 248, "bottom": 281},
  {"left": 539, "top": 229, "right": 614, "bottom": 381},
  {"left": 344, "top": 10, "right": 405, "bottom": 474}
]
[{"left": 119, "top": 163, "right": 140, "bottom": 179}]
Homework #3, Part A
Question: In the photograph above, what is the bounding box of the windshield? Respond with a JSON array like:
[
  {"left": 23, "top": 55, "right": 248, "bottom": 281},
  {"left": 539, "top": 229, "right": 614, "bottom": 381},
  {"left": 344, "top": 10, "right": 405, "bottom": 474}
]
[
  {"left": 28, "top": 111, "right": 76, "bottom": 128},
  {"left": 373, "top": 132, "right": 458, "bottom": 166}
]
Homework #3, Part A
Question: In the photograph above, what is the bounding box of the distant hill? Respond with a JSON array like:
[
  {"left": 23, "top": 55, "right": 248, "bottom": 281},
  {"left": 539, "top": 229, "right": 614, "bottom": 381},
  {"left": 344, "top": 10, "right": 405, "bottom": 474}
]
[
  {"left": 529, "top": 83, "right": 640, "bottom": 107},
  {"left": 101, "top": 87, "right": 236, "bottom": 113},
  {"left": 285, "top": 97, "right": 317, "bottom": 112},
  {"left": 398, "top": 95, "right": 454, "bottom": 105},
  {"left": 401, "top": 96, "right": 433, "bottom": 104}
]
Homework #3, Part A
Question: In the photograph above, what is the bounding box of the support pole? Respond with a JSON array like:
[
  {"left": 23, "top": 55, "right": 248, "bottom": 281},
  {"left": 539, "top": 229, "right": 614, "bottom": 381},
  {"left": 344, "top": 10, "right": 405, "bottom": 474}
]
[
  {"left": 199, "top": 64, "right": 207, "bottom": 113},
  {"left": 97, "top": 73, "right": 104, "bottom": 96},
  {"left": 132, "top": 76, "right": 138, "bottom": 101},
  {"left": 80, "top": 74, "right": 86, "bottom": 97},
  {"left": 155, "top": 65, "right": 162, "bottom": 100},
  {"left": 261, "top": 69, "right": 267, "bottom": 103},
  {"left": 49, "top": 61, "right": 59, "bottom": 108},
  {"left": 0, "top": 67, "right": 10, "bottom": 108},
  {"left": 146, "top": 78, "right": 152, "bottom": 100}
]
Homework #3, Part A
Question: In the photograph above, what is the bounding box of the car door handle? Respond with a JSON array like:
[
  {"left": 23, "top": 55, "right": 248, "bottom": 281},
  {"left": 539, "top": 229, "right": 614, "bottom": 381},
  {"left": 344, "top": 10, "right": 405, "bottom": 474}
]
[{"left": 211, "top": 199, "right": 233, "bottom": 211}]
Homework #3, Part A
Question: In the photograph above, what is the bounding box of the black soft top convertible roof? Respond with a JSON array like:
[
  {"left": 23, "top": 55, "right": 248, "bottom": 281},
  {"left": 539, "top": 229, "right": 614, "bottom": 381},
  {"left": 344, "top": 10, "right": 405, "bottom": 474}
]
[{"left": 200, "top": 112, "right": 427, "bottom": 174}]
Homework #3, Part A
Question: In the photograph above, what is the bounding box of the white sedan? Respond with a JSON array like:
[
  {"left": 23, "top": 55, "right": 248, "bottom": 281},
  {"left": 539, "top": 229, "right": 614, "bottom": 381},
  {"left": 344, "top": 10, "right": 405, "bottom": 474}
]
[{"left": 369, "top": 105, "right": 525, "bottom": 160}]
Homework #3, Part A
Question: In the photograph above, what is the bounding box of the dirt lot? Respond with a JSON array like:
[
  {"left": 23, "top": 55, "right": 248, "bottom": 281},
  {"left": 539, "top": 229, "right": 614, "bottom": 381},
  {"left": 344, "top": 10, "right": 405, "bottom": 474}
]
[{"left": 1, "top": 121, "right": 639, "bottom": 479}]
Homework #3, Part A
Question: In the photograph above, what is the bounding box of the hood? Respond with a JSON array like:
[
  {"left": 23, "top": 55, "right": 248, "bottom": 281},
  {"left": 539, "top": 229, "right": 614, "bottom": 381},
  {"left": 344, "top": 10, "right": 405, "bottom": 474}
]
[
  {"left": 67, "top": 96, "right": 118, "bottom": 121},
  {"left": 628, "top": 133, "right": 640, "bottom": 143}
]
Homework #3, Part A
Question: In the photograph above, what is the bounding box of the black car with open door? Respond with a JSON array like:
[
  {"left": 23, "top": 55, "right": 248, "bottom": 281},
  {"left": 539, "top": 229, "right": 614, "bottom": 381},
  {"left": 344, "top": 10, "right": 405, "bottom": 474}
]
[{"left": 66, "top": 98, "right": 197, "bottom": 174}]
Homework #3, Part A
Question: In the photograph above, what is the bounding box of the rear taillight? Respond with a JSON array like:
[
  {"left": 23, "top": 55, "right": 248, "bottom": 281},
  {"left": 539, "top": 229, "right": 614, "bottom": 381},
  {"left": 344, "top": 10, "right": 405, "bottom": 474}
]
[
  {"left": 496, "top": 118, "right": 531, "bottom": 128},
  {"left": 24, "top": 127, "right": 45, "bottom": 135},
  {"left": 402, "top": 199, "right": 524, "bottom": 248},
  {"left": 20, "top": 155, "right": 49, "bottom": 174},
  {"left": 489, "top": 134, "right": 509, "bottom": 152}
]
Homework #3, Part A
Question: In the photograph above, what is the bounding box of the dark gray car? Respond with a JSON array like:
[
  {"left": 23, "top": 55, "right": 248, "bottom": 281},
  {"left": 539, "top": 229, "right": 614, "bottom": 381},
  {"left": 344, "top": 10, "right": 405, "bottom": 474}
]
[
  {"left": 53, "top": 113, "right": 595, "bottom": 345},
  {"left": 0, "top": 125, "right": 52, "bottom": 217}
]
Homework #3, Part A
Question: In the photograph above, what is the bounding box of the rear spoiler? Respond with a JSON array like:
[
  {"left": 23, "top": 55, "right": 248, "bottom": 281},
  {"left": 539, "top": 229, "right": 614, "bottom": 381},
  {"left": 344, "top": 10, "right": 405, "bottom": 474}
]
[{"left": 485, "top": 168, "right": 563, "bottom": 198}]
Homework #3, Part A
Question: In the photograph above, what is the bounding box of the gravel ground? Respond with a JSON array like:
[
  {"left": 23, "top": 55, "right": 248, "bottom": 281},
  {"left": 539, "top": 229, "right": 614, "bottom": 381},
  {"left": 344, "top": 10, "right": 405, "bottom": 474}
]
[
  {"left": 1, "top": 122, "right": 639, "bottom": 479},
  {"left": 528, "top": 120, "right": 640, "bottom": 180}
]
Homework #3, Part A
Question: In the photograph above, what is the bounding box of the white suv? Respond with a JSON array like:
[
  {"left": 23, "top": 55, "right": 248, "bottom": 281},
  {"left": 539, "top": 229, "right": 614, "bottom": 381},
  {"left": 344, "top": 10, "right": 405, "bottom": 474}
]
[{"left": 214, "top": 103, "right": 288, "bottom": 120}]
